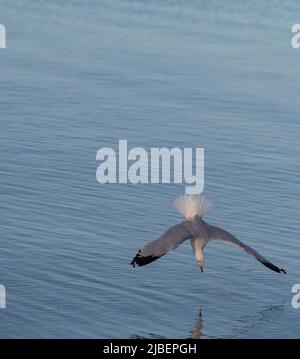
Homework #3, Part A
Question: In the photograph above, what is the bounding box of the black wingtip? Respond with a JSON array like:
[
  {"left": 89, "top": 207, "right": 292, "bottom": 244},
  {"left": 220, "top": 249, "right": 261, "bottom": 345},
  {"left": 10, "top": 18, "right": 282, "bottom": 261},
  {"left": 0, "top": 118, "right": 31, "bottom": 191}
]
[
  {"left": 262, "top": 261, "right": 287, "bottom": 274},
  {"left": 130, "top": 250, "right": 164, "bottom": 267}
]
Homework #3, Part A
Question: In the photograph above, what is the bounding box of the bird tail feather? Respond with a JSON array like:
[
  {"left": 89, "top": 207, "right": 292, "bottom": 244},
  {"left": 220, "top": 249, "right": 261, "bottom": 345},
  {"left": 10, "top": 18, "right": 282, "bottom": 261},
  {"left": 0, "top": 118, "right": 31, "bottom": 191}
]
[{"left": 173, "top": 194, "right": 212, "bottom": 220}]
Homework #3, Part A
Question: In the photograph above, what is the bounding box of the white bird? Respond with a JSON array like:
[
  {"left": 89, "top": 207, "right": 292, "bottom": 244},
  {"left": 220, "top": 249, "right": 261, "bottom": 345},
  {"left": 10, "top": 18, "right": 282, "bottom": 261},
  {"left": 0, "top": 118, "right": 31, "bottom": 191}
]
[{"left": 131, "top": 194, "right": 286, "bottom": 274}]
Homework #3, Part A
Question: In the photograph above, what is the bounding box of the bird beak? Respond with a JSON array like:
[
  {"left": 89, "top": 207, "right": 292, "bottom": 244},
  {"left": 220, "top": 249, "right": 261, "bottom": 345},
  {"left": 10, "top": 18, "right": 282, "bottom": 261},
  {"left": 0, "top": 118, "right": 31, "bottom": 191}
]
[{"left": 200, "top": 265, "right": 204, "bottom": 273}]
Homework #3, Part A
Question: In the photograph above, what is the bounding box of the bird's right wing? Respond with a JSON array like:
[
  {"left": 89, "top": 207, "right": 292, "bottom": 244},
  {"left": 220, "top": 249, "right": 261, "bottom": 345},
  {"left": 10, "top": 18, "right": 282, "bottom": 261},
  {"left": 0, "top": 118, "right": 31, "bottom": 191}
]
[
  {"left": 206, "top": 224, "right": 286, "bottom": 274},
  {"left": 131, "top": 222, "right": 191, "bottom": 267}
]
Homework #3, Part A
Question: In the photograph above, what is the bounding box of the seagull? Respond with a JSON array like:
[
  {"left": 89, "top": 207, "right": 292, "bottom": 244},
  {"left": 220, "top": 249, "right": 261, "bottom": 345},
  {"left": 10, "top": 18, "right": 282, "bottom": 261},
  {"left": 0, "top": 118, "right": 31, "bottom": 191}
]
[{"left": 130, "top": 194, "right": 286, "bottom": 274}]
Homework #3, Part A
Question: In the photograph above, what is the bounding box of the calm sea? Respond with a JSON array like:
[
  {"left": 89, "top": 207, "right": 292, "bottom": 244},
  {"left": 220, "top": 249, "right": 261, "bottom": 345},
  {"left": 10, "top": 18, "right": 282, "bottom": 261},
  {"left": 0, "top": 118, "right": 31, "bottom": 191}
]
[{"left": 0, "top": 0, "right": 299, "bottom": 338}]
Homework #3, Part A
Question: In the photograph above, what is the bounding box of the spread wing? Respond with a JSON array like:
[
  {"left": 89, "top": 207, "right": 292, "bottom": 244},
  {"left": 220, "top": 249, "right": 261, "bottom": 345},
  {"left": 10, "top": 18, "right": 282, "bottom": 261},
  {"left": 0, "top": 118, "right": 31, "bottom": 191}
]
[
  {"left": 206, "top": 224, "right": 286, "bottom": 274},
  {"left": 131, "top": 222, "right": 191, "bottom": 267}
]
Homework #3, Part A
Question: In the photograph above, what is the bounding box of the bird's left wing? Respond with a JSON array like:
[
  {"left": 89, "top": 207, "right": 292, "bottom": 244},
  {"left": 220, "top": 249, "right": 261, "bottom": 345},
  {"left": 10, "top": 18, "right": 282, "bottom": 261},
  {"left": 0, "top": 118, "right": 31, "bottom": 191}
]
[
  {"left": 131, "top": 222, "right": 191, "bottom": 267},
  {"left": 206, "top": 223, "right": 286, "bottom": 274}
]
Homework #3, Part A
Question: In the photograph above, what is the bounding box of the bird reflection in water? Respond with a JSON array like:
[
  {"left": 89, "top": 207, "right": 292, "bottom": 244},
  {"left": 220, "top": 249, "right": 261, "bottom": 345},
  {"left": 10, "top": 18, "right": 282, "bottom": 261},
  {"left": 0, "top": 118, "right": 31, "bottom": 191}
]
[
  {"left": 130, "top": 310, "right": 204, "bottom": 339},
  {"left": 190, "top": 310, "right": 203, "bottom": 339}
]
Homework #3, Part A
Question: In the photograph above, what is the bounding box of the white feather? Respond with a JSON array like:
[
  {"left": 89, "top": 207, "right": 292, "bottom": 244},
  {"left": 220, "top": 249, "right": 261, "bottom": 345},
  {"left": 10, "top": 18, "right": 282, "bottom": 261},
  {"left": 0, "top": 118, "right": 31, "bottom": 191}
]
[{"left": 173, "top": 194, "right": 212, "bottom": 220}]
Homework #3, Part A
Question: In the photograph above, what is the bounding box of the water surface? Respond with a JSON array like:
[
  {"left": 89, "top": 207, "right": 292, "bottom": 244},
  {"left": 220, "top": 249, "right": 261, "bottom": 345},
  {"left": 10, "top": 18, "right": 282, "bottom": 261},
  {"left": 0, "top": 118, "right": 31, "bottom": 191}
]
[{"left": 0, "top": 0, "right": 299, "bottom": 338}]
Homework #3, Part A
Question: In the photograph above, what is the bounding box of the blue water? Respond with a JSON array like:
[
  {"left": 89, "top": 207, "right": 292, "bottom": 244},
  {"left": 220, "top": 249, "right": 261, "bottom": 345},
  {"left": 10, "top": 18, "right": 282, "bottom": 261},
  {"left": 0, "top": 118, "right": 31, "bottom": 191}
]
[{"left": 0, "top": 0, "right": 300, "bottom": 338}]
